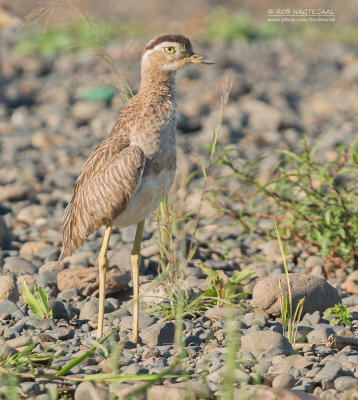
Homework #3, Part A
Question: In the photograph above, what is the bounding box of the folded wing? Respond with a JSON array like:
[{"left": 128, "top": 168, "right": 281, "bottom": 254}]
[{"left": 61, "top": 137, "right": 145, "bottom": 258}]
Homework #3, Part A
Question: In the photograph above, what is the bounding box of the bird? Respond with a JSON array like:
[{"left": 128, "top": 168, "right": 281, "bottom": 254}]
[{"left": 60, "top": 34, "right": 214, "bottom": 343}]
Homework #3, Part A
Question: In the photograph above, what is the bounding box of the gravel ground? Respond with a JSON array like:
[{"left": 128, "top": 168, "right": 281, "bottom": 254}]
[{"left": 1, "top": 20, "right": 358, "bottom": 400}]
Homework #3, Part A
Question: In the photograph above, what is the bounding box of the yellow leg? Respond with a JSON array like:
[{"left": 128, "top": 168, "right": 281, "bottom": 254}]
[
  {"left": 131, "top": 220, "right": 145, "bottom": 343},
  {"left": 97, "top": 223, "right": 112, "bottom": 340}
]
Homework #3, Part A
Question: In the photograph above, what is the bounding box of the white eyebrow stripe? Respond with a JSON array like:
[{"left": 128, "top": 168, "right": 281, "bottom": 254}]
[{"left": 152, "top": 42, "right": 179, "bottom": 51}]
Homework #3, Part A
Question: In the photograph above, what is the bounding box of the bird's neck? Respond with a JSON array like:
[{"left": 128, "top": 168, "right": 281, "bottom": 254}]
[{"left": 139, "top": 67, "right": 176, "bottom": 100}]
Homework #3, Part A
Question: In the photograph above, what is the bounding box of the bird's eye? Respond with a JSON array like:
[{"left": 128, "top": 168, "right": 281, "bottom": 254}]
[{"left": 163, "top": 46, "right": 176, "bottom": 55}]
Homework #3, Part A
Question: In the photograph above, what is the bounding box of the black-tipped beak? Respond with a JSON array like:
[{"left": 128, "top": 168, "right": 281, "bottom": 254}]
[{"left": 188, "top": 53, "right": 215, "bottom": 64}]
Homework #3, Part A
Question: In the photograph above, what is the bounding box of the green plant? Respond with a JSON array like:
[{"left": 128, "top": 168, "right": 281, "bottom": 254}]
[
  {"left": 199, "top": 264, "right": 254, "bottom": 307},
  {"left": 275, "top": 220, "right": 305, "bottom": 346},
  {"left": 22, "top": 282, "right": 53, "bottom": 319},
  {"left": 203, "top": 7, "right": 281, "bottom": 41},
  {"left": 215, "top": 135, "right": 358, "bottom": 263},
  {"left": 323, "top": 304, "right": 352, "bottom": 326}
]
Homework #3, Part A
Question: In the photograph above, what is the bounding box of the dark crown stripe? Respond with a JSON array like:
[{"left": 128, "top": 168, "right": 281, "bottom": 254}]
[{"left": 144, "top": 34, "right": 192, "bottom": 52}]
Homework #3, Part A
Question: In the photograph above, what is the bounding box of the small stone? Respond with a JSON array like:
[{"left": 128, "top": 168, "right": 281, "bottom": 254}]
[
  {"left": 46, "top": 327, "right": 74, "bottom": 341},
  {"left": 79, "top": 297, "right": 114, "bottom": 320},
  {"left": 314, "top": 362, "right": 343, "bottom": 382},
  {"left": 241, "top": 330, "right": 292, "bottom": 356},
  {"left": 3, "top": 257, "right": 37, "bottom": 275},
  {"left": 0, "top": 300, "right": 21, "bottom": 316},
  {"left": 38, "top": 261, "right": 64, "bottom": 274},
  {"left": 0, "top": 275, "right": 18, "bottom": 303},
  {"left": 272, "top": 373, "right": 296, "bottom": 389},
  {"left": 184, "top": 335, "right": 202, "bottom": 347},
  {"left": 305, "top": 256, "right": 325, "bottom": 269},
  {"left": 17, "top": 274, "right": 36, "bottom": 289},
  {"left": 243, "top": 312, "right": 267, "bottom": 327},
  {"left": 49, "top": 300, "right": 74, "bottom": 321},
  {"left": 57, "top": 265, "right": 130, "bottom": 296},
  {"left": 72, "top": 101, "right": 104, "bottom": 123},
  {"left": 0, "top": 216, "right": 10, "bottom": 248},
  {"left": 253, "top": 273, "right": 341, "bottom": 316},
  {"left": 74, "top": 381, "right": 109, "bottom": 400},
  {"left": 334, "top": 376, "right": 358, "bottom": 392},
  {"left": 37, "top": 271, "right": 59, "bottom": 288},
  {"left": 17, "top": 205, "right": 48, "bottom": 223},
  {"left": 7, "top": 335, "right": 33, "bottom": 348},
  {"left": 0, "top": 185, "right": 30, "bottom": 202},
  {"left": 141, "top": 320, "right": 175, "bottom": 346},
  {"left": 307, "top": 327, "right": 335, "bottom": 343},
  {"left": 0, "top": 342, "right": 17, "bottom": 360}
]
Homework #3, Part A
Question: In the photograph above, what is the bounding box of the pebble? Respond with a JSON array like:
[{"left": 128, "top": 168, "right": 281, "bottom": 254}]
[
  {"left": 241, "top": 330, "right": 292, "bottom": 356},
  {"left": 253, "top": 273, "right": 341, "bottom": 316},
  {"left": 141, "top": 320, "right": 175, "bottom": 346},
  {"left": 334, "top": 376, "right": 358, "bottom": 392},
  {"left": 57, "top": 265, "right": 130, "bottom": 296},
  {"left": 0, "top": 275, "right": 19, "bottom": 303},
  {"left": 3, "top": 256, "right": 37, "bottom": 275}
]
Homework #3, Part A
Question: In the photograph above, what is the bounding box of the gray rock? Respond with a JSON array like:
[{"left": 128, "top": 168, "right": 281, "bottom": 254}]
[
  {"left": 46, "top": 327, "right": 74, "bottom": 340},
  {"left": 7, "top": 335, "right": 32, "bottom": 348},
  {"left": 243, "top": 312, "right": 267, "bottom": 327},
  {"left": 0, "top": 300, "right": 21, "bottom": 316},
  {"left": 240, "top": 330, "right": 292, "bottom": 356},
  {"left": 49, "top": 300, "right": 74, "bottom": 321},
  {"left": 253, "top": 273, "right": 341, "bottom": 316},
  {"left": 342, "top": 295, "right": 358, "bottom": 307},
  {"left": 17, "top": 204, "right": 48, "bottom": 223},
  {"left": 334, "top": 376, "right": 358, "bottom": 392},
  {"left": 272, "top": 373, "right": 296, "bottom": 388},
  {"left": 307, "top": 327, "right": 336, "bottom": 343},
  {"left": 121, "top": 363, "right": 148, "bottom": 375},
  {"left": 0, "top": 275, "right": 19, "bottom": 303},
  {"left": 37, "top": 271, "right": 59, "bottom": 288},
  {"left": 79, "top": 298, "right": 114, "bottom": 320},
  {"left": 184, "top": 335, "right": 202, "bottom": 347},
  {"left": 57, "top": 288, "right": 80, "bottom": 301},
  {"left": 300, "top": 311, "right": 321, "bottom": 326},
  {"left": 314, "top": 362, "right": 343, "bottom": 382},
  {"left": 0, "top": 342, "right": 17, "bottom": 360},
  {"left": 120, "top": 309, "right": 154, "bottom": 330},
  {"left": 20, "top": 381, "right": 40, "bottom": 395},
  {"left": 3, "top": 257, "right": 37, "bottom": 275},
  {"left": 74, "top": 381, "right": 110, "bottom": 400},
  {"left": 141, "top": 320, "right": 175, "bottom": 346},
  {"left": 0, "top": 216, "right": 10, "bottom": 248},
  {"left": 305, "top": 256, "right": 325, "bottom": 269}
]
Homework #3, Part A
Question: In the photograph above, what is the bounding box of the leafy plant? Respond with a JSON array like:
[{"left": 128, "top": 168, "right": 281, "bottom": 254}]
[
  {"left": 215, "top": 135, "right": 358, "bottom": 263},
  {"left": 199, "top": 264, "right": 254, "bottom": 307},
  {"left": 275, "top": 221, "right": 305, "bottom": 346},
  {"left": 323, "top": 304, "right": 352, "bottom": 326},
  {"left": 22, "top": 282, "right": 53, "bottom": 319}
]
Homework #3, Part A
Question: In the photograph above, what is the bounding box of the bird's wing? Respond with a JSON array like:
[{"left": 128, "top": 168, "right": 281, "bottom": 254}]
[{"left": 61, "top": 138, "right": 146, "bottom": 258}]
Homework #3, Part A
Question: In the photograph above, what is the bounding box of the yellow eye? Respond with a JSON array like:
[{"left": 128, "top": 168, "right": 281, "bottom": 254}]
[{"left": 163, "top": 46, "right": 176, "bottom": 55}]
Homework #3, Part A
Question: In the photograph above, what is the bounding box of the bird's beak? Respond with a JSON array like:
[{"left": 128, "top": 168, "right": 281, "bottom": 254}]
[{"left": 188, "top": 52, "right": 215, "bottom": 64}]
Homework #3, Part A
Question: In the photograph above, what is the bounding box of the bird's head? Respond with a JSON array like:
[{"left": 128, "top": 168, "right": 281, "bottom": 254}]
[{"left": 141, "top": 34, "right": 215, "bottom": 73}]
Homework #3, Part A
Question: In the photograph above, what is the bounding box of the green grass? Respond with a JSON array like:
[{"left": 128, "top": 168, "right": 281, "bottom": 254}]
[
  {"left": 214, "top": 135, "right": 358, "bottom": 263},
  {"left": 14, "top": 19, "right": 145, "bottom": 56}
]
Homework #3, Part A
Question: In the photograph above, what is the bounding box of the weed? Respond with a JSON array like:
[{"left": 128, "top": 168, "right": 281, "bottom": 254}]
[
  {"left": 275, "top": 220, "right": 305, "bottom": 346},
  {"left": 215, "top": 135, "right": 358, "bottom": 263},
  {"left": 203, "top": 7, "right": 281, "bottom": 41},
  {"left": 199, "top": 263, "right": 254, "bottom": 307},
  {"left": 323, "top": 304, "right": 352, "bottom": 327},
  {"left": 22, "top": 282, "right": 53, "bottom": 319}
]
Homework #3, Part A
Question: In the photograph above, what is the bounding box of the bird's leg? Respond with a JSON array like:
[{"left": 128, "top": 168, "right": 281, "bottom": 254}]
[
  {"left": 97, "top": 223, "right": 112, "bottom": 340},
  {"left": 131, "top": 220, "right": 145, "bottom": 343}
]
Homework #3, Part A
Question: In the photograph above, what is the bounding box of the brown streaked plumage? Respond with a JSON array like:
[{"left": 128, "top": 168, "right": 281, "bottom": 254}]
[{"left": 60, "top": 34, "right": 214, "bottom": 342}]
